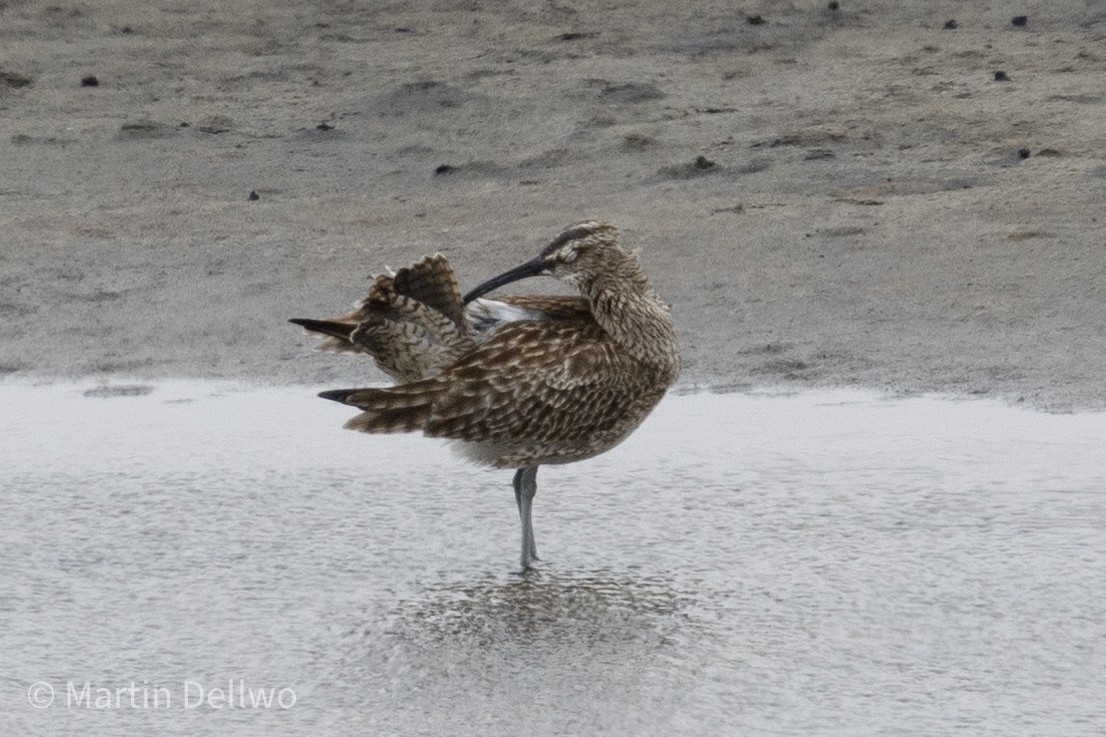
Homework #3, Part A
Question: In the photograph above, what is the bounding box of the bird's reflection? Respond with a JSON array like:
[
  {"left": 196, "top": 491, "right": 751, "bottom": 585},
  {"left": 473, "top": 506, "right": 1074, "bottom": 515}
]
[{"left": 383, "top": 569, "right": 695, "bottom": 647}]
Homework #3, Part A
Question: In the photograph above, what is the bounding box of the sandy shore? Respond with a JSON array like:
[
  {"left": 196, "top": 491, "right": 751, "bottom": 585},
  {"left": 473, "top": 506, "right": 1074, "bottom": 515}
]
[{"left": 2, "top": 0, "right": 1104, "bottom": 409}]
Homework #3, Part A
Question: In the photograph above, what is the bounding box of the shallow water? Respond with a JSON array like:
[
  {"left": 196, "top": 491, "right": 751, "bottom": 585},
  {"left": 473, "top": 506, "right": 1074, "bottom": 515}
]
[{"left": 2, "top": 382, "right": 1105, "bottom": 736}]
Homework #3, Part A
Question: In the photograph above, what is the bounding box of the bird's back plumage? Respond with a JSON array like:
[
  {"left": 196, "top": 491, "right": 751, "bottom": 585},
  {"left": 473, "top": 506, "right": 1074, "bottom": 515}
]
[{"left": 331, "top": 312, "right": 669, "bottom": 467}]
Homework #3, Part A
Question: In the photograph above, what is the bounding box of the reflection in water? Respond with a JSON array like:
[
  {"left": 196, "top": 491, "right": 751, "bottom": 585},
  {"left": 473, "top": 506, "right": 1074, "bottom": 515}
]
[
  {"left": 384, "top": 570, "right": 691, "bottom": 645},
  {"left": 332, "top": 570, "right": 706, "bottom": 737},
  {"left": 2, "top": 382, "right": 1105, "bottom": 736}
]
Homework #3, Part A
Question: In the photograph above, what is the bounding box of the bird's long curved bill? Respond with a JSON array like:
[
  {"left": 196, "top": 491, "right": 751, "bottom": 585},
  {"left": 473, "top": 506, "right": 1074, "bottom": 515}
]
[{"left": 462, "top": 256, "right": 548, "bottom": 304}]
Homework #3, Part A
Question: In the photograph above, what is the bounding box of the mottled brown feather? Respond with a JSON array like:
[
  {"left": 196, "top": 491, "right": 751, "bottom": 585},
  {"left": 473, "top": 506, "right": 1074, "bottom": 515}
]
[
  {"left": 336, "top": 315, "right": 668, "bottom": 467},
  {"left": 496, "top": 295, "right": 591, "bottom": 320},
  {"left": 293, "top": 255, "right": 474, "bottom": 382},
  {"left": 392, "top": 254, "right": 468, "bottom": 332}
]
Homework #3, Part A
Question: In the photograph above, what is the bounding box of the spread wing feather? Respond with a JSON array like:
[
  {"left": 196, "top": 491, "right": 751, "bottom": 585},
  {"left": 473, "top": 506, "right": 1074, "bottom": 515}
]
[
  {"left": 392, "top": 253, "right": 468, "bottom": 331},
  {"left": 292, "top": 254, "right": 473, "bottom": 382}
]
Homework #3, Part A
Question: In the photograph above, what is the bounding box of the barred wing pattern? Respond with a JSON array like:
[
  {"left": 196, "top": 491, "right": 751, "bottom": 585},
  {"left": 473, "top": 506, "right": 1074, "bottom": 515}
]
[
  {"left": 295, "top": 254, "right": 474, "bottom": 383},
  {"left": 335, "top": 316, "right": 668, "bottom": 468}
]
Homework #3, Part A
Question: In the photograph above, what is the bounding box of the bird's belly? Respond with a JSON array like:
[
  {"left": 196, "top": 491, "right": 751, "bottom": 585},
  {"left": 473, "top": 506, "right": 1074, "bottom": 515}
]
[{"left": 446, "top": 404, "right": 657, "bottom": 469}]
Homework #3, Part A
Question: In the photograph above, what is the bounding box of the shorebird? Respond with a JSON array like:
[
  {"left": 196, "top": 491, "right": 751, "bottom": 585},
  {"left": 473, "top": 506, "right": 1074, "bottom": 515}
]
[{"left": 291, "top": 221, "right": 679, "bottom": 570}]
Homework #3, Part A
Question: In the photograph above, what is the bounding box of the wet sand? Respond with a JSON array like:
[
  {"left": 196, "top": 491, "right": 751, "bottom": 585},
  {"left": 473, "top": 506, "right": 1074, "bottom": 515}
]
[{"left": 2, "top": 0, "right": 1105, "bottom": 409}]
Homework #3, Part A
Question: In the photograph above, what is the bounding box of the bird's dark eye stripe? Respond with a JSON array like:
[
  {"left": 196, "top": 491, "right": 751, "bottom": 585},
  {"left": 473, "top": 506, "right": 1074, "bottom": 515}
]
[
  {"left": 540, "top": 226, "right": 596, "bottom": 257},
  {"left": 537, "top": 221, "right": 606, "bottom": 257},
  {"left": 539, "top": 233, "right": 575, "bottom": 257},
  {"left": 541, "top": 230, "right": 583, "bottom": 257}
]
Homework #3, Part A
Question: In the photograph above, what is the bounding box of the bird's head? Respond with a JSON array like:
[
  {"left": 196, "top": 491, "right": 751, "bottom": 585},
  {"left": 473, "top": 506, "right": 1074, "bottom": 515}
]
[{"left": 463, "top": 221, "right": 634, "bottom": 303}]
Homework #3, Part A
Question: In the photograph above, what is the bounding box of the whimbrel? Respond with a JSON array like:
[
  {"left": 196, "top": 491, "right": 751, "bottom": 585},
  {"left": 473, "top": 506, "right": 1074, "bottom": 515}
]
[{"left": 291, "top": 221, "right": 679, "bottom": 570}]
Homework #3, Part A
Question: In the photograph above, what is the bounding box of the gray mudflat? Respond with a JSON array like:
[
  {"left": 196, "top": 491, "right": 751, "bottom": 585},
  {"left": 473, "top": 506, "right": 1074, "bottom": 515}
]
[{"left": 2, "top": 1, "right": 1104, "bottom": 408}]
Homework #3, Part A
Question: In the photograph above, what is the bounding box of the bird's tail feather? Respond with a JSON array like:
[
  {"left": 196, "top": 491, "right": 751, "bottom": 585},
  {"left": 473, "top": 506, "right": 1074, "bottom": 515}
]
[
  {"left": 289, "top": 318, "right": 356, "bottom": 342},
  {"left": 319, "top": 383, "right": 440, "bottom": 434},
  {"left": 288, "top": 317, "right": 363, "bottom": 353}
]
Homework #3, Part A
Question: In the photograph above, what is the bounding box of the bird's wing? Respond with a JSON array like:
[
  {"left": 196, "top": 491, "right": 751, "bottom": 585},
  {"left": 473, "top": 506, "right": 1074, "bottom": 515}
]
[
  {"left": 495, "top": 295, "right": 591, "bottom": 319},
  {"left": 290, "top": 272, "right": 396, "bottom": 354},
  {"left": 466, "top": 294, "right": 590, "bottom": 334},
  {"left": 419, "top": 317, "right": 654, "bottom": 446},
  {"left": 293, "top": 258, "right": 475, "bottom": 382},
  {"left": 392, "top": 254, "right": 468, "bottom": 332}
]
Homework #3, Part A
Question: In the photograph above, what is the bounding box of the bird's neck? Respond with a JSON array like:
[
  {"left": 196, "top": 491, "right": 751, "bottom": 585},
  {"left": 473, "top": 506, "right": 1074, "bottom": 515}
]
[{"left": 581, "top": 268, "right": 680, "bottom": 377}]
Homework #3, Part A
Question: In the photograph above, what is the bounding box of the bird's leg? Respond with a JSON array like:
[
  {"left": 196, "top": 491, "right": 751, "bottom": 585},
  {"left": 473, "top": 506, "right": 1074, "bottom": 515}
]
[{"left": 513, "top": 466, "right": 540, "bottom": 570}]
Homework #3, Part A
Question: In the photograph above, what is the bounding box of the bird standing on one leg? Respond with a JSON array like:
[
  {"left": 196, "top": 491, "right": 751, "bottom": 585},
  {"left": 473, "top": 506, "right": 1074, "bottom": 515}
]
[{"left": 291, "top": 221, "right": 679, "bottom": 570}]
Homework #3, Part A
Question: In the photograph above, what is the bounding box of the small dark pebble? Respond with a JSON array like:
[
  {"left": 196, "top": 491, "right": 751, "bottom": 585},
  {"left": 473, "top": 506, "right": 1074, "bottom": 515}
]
[
  {"left": 434, "top": 164, "right": 457, "bottom": 175},
  {"left": 179, "top": 121, "right": 190, "bottom": 127},
  {"left": 694, "top": 155, "right": 717, "bottom": 170},
  {"left": 81, "top": 75, "right": 99, "bottom": 87},
  {"left": 1018, "top": 148, "right": 1031, "bottom": 159},
  {"left": 248, "top": 191, "right": 260, "bottom": 201},
  {"left": 394, "top": 27, "right": 413, "bottom": 33},
  {"left": 746, "top": 14, "right": 765, "bottom": 25},
  {"left": 559, "top": 32, "right": 594, "bottom": 41},
  {"left": 828, "top": 1, "right": 839, "bottom": 9},
  {"left": 944, "top": 19, "right": 958, "bottom": 30},
  {"left": 121, "top": 25, "right": 134, "bottom": 34},
  {"left": 1011, "top": 15, "right": 1028, "bottom": 27},
  {"left": 994, "top": 70, "right": 1009, "bottom": 81},
  {"left": 316, "top": 122, "right": 334, "bottom": 131}
]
